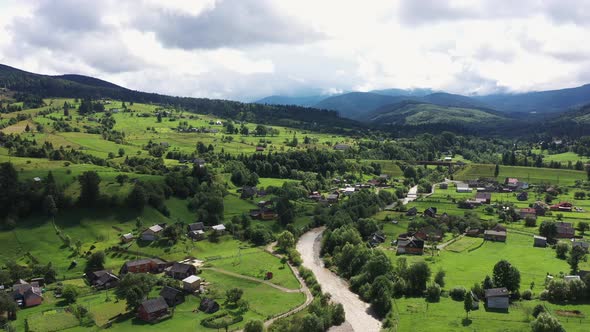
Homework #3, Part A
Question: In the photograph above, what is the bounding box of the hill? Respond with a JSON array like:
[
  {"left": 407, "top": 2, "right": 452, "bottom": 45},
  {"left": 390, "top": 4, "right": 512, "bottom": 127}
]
[
  {"left": 421, "top": 92, "right": 493, "bottom": 111},
  {"left": 473, "top": 84, "right": 590, "bottom": 113},
  {"left": 367, "top": 100, "right": 506, "bottom": 126},
  {"left": 369, "top": 88, "right": 435, "bottom": 97},
  {"left": 255, "top": 94, "right": 328, "bottom": 107},
  {"left": 0, "top": 63, "right": 361, "bottom": 132}
]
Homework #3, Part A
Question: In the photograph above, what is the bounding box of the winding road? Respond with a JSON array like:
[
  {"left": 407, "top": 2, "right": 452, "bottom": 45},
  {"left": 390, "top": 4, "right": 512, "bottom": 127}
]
[{"left": 297, "top": 228, "right": 382, "bottom": 332}]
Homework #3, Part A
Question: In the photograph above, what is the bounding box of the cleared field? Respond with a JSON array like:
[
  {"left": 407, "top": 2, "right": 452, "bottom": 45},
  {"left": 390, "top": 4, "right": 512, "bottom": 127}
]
[{"left": 455, "top": 164, "right": 586, "bottom": 185}]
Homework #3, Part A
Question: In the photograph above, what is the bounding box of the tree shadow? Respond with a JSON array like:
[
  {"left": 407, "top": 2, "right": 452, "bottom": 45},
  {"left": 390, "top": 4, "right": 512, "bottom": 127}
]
[{"left": 462, "top": 318, "right": 472, "bottom": 326}]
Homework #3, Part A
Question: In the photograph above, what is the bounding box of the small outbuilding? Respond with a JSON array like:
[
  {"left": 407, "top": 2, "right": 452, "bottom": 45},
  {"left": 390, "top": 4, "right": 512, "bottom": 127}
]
[
  {"left": 137, "top": 297, "right": 170, "bottom": 322},
  {"left": 182, "top": 275, "right": 202, "bottom": 293},
  {"left": 533, "top": 235, "right": 547, "bottom": 248},
  {"left": 485, "top": 287, "right": 509, "bottom": 311},
  {"left": 159, "top": 286, "right": 185, "bottom": 307},
  {"left": 199, "top": 298, "right": 220, "bottom": 314}
]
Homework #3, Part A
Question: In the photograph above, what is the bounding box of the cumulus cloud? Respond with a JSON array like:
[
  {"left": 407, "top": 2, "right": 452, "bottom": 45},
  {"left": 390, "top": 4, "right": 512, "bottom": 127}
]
[{"left": 134, "top": 0, "right": 324, "bottom": 50}]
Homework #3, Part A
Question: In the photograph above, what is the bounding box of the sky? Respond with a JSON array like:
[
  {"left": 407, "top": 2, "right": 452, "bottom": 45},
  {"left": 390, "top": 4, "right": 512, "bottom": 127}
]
[{"left": 1, "top": 0, "right": 590, "bottom": 101}]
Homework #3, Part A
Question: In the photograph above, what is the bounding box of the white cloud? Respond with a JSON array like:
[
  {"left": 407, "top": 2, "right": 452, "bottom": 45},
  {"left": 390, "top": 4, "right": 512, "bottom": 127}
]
[{"left": 0, "top": 0, "right": 589, "bottom": 100}]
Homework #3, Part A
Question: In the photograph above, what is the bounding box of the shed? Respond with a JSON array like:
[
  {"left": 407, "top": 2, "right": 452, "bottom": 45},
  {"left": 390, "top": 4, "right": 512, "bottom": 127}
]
[
  {"left": 484, "top": 230, "right": 507, "bottom": 242},
  {"left": 183, "top": 275, "right": 202, "bottom": 292},
  {"left": 137, "top": 297, "right": 170, "bottom": 322},
  {"left": 533, "top": 235, "right": 547, "bottom": 248},
  {"left": 199, "top": 298, "right": 220, "bottom": 314},
  {"left": 159, "top": 286, "right": 185, "bottom": 307},
  {"left": 485, "top": 287, "right": 509, "bottom": 310}
]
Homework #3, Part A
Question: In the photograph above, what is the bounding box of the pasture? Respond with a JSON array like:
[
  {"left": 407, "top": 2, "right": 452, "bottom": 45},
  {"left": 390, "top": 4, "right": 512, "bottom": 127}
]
[{"left": 454, "top": 164, "right": 586, "bottom": 185}]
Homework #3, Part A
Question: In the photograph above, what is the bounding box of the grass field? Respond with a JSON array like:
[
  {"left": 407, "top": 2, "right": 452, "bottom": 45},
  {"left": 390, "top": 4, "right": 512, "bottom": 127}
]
[{"left": 455, "top": 164, "right": 586, "bottom": 185}]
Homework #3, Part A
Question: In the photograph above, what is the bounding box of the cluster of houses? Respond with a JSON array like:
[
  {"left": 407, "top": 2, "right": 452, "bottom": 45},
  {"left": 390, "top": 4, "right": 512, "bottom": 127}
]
[
  {"left": 85, "top": 258, "right": 208, "bottom": 323},
  {"left": 126, "top": 223, "right": 226, "bottom": 243},
  {"left": 455, "top": 178, "right": 529, "bottom": 194},
  {"left": 177, "top": 127, "right": 220, "bottom": 134},
  {"left": 249, "top": 200, "right": 277, "bottom": 221},
  {"left": 395, "top": 225, "right": 444, "bottom": 255}
]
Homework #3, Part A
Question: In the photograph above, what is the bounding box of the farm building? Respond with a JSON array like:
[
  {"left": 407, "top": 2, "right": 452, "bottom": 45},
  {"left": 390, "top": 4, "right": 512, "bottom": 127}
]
[
  {"left": 465, "top": 228, "right": 481, "bottom": 237},
  {"left": 199, "top": 298, "right": 220, "bottom": 314},
  {"left": 550, "top": 202, "right": 573, "bottom": 212},
  {"left": 516, "top": 192, "right": 528, "bottom": 201},
  {"left": 406, "top": 207, "right": 418, "bottom": 216},
  {"left": 183, "top": 275, "right": 202, "bottom": 292},
  {"left": 120, "top": 233, "right": 134, "bottom": 243},
  {"left": 555, "top": 222, "right": 575, "bottom": 238},
  {"left": 572, "top": 240, "right": 589, "bottom": 251},
  {"left": 327, "top": 192, "right": 340, "bottom": 203},
  {"left": 423, "top": 207, "right": 437, "bottom": 218},
  {"left": 12, "top": 281, "right": 43, "bottom": 308},
  {"left": 484, "top": 230, "right": 507, "bottom": 242},
  {"left": 87, "top": 270, "right": 119, "bottom": 290},
  {"left": 187, "top": 222, "right": 205, "bottom": 232},
  {"left": 212, "top": 224, "right": 226, "bottom": 234},
  {"left": 533, "top": 202, "right": 547, "bottom": 216},
  {"left": 137, "top": 297, "right": 170, "bottom": 322},
  {"left": 415, "top": 227, "right": 443, "bottom": 242},
  {"left": 456, "top": 184, "right": 472, "bottom": 193},
  {"left": 533, "top": 235, "right": 547, "bottom": 248},
  {"left": 188, "top": 229, "right": 205, "bottom": 240},
  {"left": 475, "top": 192, "right": 492, "bottom": 204},
  {"left": 141, "top": 224, "right": 164, "bottom": 241},
  {"left": 519, "top": 208, "right": 536, "bottom": 220},
  {"left": 396, "top": 237, "right": 424, "bottom": 255},
  {"left": 120, "top": 258, "right": 167, "bottom": 274},
  {"left": 159, "top": 286, "right": 185, "bottom": 307},
  {"left": 166, "top": 262, "right": 198, "bottom": 280},
  {"left": 485, "top": 288, "right": 509, "bottom": 310},
  {"left": 308, "top": 191, "right": 322, "bottom": 200}
]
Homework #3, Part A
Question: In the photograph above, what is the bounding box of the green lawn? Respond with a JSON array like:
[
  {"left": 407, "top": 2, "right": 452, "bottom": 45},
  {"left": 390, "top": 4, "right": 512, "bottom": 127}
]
[{"left": 455, "top": 164, "right": 586, "bottom": 185}]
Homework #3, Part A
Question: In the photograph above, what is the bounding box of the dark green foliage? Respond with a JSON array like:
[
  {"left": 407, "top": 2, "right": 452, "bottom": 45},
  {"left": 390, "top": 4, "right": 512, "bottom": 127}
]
[
  {"left": 115, "top": 273, "right": 156, "bottom": 310},
  {"left": 539, "top": 221, "right": 558, "bottom": 241},
  {"left": 568, "top": 245, "right": 587, "bottom": 273},
  {"left": 85, "top": 251, "right": 105, "bottom": 272},
  {"left": 62, "top": 285, "right": 79, "bottom": 303},
  {"left": 225, "top": 288, "right": 244, "bottom": 304},
  {"left": 531, "top": 312, "right": 565, "bottom": 332},
  {"left": 492, "top": 260, "right": 520, "bottom": 292},
  {"left": 425, "top": 283, "right": 441, "bottom": 302},
  {"left": 244, "top": 320, "right": 264, "bottom": 332},
  {"left": 78, "top": 171, "right": 101, "bottom": 206}
]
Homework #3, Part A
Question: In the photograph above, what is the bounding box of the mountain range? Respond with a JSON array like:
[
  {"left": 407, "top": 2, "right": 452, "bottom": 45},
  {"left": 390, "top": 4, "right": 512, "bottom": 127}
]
[{"left": 255, "top": 83, "right": 590, "bottom": 120}]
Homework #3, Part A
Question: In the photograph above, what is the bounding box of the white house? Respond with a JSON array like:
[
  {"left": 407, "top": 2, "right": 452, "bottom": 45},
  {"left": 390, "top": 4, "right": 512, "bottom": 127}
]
[
  {"left": 182, "top": 275, "right": 201, "bottom": 292},
  {"left": 141, "top": 225, "right": 164, "bottom": 241}
]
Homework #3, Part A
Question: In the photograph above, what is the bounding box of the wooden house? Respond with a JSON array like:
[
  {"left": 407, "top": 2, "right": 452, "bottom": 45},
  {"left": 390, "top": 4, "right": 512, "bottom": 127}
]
[
  {"left": 159, "top": 286, "right": 185, "bottom": 307},
  {"left": 137, "top": 297, "right": 170, "bottom": 322},
  {"left": 485, "top": 288, "right": 509, "bottom": 310},
  {"left": 87, "top": 270, "right": 120, "bottom": 289},
  {"left": 555, "top": 222, "right": 575, "bottom": 238},
  {"left": 141, "top": 225, "right": 164, "bottom": 241},
  {"left": 120, "top": 258, "right": 167, "bottom": 274},
  {"left": 484, "top": 230, "right": 507, "bottom": 242},
  {"left": 166, "top": 262, "right": 197, "bottom": 280},
  {"left": 396, "top": 237, "right": 424, "bottom": 255},
  {"left": 12, "top": 281, "right": 43, "bottom": 308},
  {"left": 533, "top": 235, "right": 547, "bottom": 248}
]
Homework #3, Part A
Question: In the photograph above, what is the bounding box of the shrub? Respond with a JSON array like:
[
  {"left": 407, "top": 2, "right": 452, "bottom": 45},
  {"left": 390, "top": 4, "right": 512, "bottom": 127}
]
[
  {"left": 532, "top": 304, "right": 545, "bottom": 318},
  {"left": 426, "top": 283, "right": 441, "bottom": 302},
  {"left": 449, "top": 286, "right": 467, "bottom": 301},
  {"left": 555, "top": 242, "right": 569, "bottom": 259},
  {"left": 522, "top": 289, "right": 533, "bottom": 300}
]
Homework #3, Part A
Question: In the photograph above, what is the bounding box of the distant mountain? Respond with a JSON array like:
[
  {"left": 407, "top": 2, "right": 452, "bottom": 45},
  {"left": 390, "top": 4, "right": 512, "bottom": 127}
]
[
  {"left": 421, "top": 93, "right": 493, "bottom": 111},
  {"left": 367, "top": 100, "right": 507, "bottom": 126},
  {"left": 370, "top": 88, "right": 435, "bottom": 97},
  {"left": 472, "top": 84, "right": 590, "bottom": 113},
  {"left": 255, "top": 95, "right": 328, "bottom": 107},
  {"left": 313, "top": 92, "right": 409, "bottom": 119}
]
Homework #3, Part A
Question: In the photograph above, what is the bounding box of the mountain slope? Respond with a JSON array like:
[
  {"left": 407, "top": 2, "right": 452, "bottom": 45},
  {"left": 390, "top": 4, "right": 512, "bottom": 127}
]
[
  {"left": 255, "top": 95, "right": 328, "bottom": 107},
  {"left": 421, "top": 92, "right": 493, "bottom": 111},
  {"left": 370, "top": 88, "right": 435, "bottom": 97},
  {"left": 313, "top": 92, "right": 411, "bottom": 119},
  {"left": 367, "top": 100, "right": 506, "bottom": 126},
  {"left": 473, "top": 84, "right": 590, "bottom": 113},
  {"left": 55, "top": 74, "right": 124, "bottom": 89}
]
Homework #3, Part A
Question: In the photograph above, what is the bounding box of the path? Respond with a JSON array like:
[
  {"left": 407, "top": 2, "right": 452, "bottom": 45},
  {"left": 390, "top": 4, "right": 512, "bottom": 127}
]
[
  {"left": 297, "top": 228, "right": 382, "bottom": 332},
  {"left": 201, "top": 267, "right": 301, "bottom": 293}
]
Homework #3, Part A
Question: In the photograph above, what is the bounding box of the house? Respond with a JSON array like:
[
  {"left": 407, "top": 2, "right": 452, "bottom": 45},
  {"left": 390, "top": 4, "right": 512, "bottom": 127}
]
[
  {"left": 87, "top": 270, "right": 120, "bottom": 289},
  {"left": 519, "top": 208, "right": 537, "bottom": 220},
  {"left": 505, "top": 178, "right": 519, "bottom": 186},
  {"left": 533, "top": 202, "right": 547, "bottom": 216},
  {"left": 333, "top": 144, "right": 350, "bottom": 151},
  {"left": 166, "top": 262, "right": 198, "bottom": 280},
  {"left": 187, "top": 222, "right": 205, "bottom": 232},
  {"left": 444, "top": 156, "right": 452, "bottom": 162},
  {"left": 484, "top": 229, "right": 507, "bottom": 242},
  {"left": 120, "top": 258, "right": 167, "bottom": 274},
  {"left": 183, "top": 275, "right": 202, "bottom": 292},
  {"left": 423, "top": 207, "right": 437, "bottom": 218},
  {"left": 188, "top": 229, "right": 205, "bottom": 240},
  {"left": 159, "top": 286, "right": 185, "bottom": 307},
  {"left": 137, "top": 297, "right": 170, "bottom": 322},
  {"left": 240, "top": 186, "right": 258, "bottom": 199},
  {"left": 415, "top": 227, "right": 443, "bottom": 242},
  {"left": 141, "top": 224, "right": 164, "bottom": 241},
  {"left": 475, "top": 192, "right": 492, "bottom": 204},
  {"left": 572, "top": 240, "right": 590, "bottom": 252},
  {"left": 255, "top": 146, "right": 265, "bottom": 152},
  {"left": 120, "top": 233, "right": 134, "bottom": 243},
  {"left": 327, "top": 192, "right": 340, "bottom": 204},
  {"left": 556, "top": 222, "right": 575, "bottom": 238},
  {"left": 396, "top": 237, "right": 425, "bottom": 255},
  {"left": 212, "top": 224, "right": 226, "bottom": 234},
  {"left": 456, "top": 184, "right": 472, "bottom": 193},
  {"left": 439, "top": 183, "right": 448, "bottom": 189},
  {"left": 33, "top": 177, "right": 42, "bottom": 182},
  {"left": 258, "top": 207, "right": 276, "bottom": 220},
  {"left": 485, "top": 287, "right": 509, "bottom": 310},
  {"left": 516, "top": 192, "right": 528, "bottom": 201},
  {"left": 193, "top": 158, "right": 206, "bottom": 167},
  {"left": 533, "top": 235, "right": 547, "bottom": 248},
  {"left": 369, "top": 233, "right": 386, "bottom": 247},
  {"left": 308, "top": 191, "right": 322, "bottom": 201},
  {"left": 465, "top": 228, "right": 481, "bottom": 237},
  {"left": 564, "top": 275, "right": 581, "bottom": 282},
  {"left": 343, "top": 187, "right": 356, "bottom": 196},
  {"left": 406, "top": 207, "right": 418, "bottom": 216},
  {"left": 199, "top": 298, "right": 220, "bottom": 314},
  {"left": 550, "top": 202, "right": 573, "bottom": 212},
  {"left": 12, "top": 281, "right": 43, "bottom": 308}
]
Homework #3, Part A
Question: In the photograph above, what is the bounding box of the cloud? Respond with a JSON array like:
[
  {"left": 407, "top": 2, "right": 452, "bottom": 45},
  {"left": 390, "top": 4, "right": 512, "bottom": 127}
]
[
  {"left": 7, "top": 0, "right": 145, "bottom": 73},
  {"left": 134, "top": 0, "right": 324, "bottom": 50}
]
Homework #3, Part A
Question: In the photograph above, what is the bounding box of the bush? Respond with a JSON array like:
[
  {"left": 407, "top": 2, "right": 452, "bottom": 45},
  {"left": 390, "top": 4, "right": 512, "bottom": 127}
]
[
  {"left": 426, "top": 283, "right": 441, "bottom": 302},
  {"left": 539, "top": 290, "right": 549, "bottom": 301},
  {"left": 555, "top": 242, "right": 570, "bottom": 259},
  {"left": 522, "top": 289, "right": 533, "bottom": 300},
  {"left": 532, "top": 304, "right": 546, "bottom": 318},
  {"left": 447, "top": 286, "right": 465, "bottom": 300}
]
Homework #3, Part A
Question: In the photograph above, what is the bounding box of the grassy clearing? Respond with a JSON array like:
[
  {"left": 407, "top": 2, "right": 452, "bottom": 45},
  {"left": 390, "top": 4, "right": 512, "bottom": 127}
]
[{"left": 26, "top": 308, "right": 80, "bottom": 332}]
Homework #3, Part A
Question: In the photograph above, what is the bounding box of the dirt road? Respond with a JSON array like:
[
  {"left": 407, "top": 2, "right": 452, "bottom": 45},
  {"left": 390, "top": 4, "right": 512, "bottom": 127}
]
[{"left": 297, "top": 228, "right": 382, "bottom": 332}]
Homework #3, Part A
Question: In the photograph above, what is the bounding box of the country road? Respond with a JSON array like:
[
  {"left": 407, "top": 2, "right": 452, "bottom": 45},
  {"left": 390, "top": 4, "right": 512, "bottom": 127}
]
[{"left": 297, "top": 228, "right": 382, "bottom": 332}]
